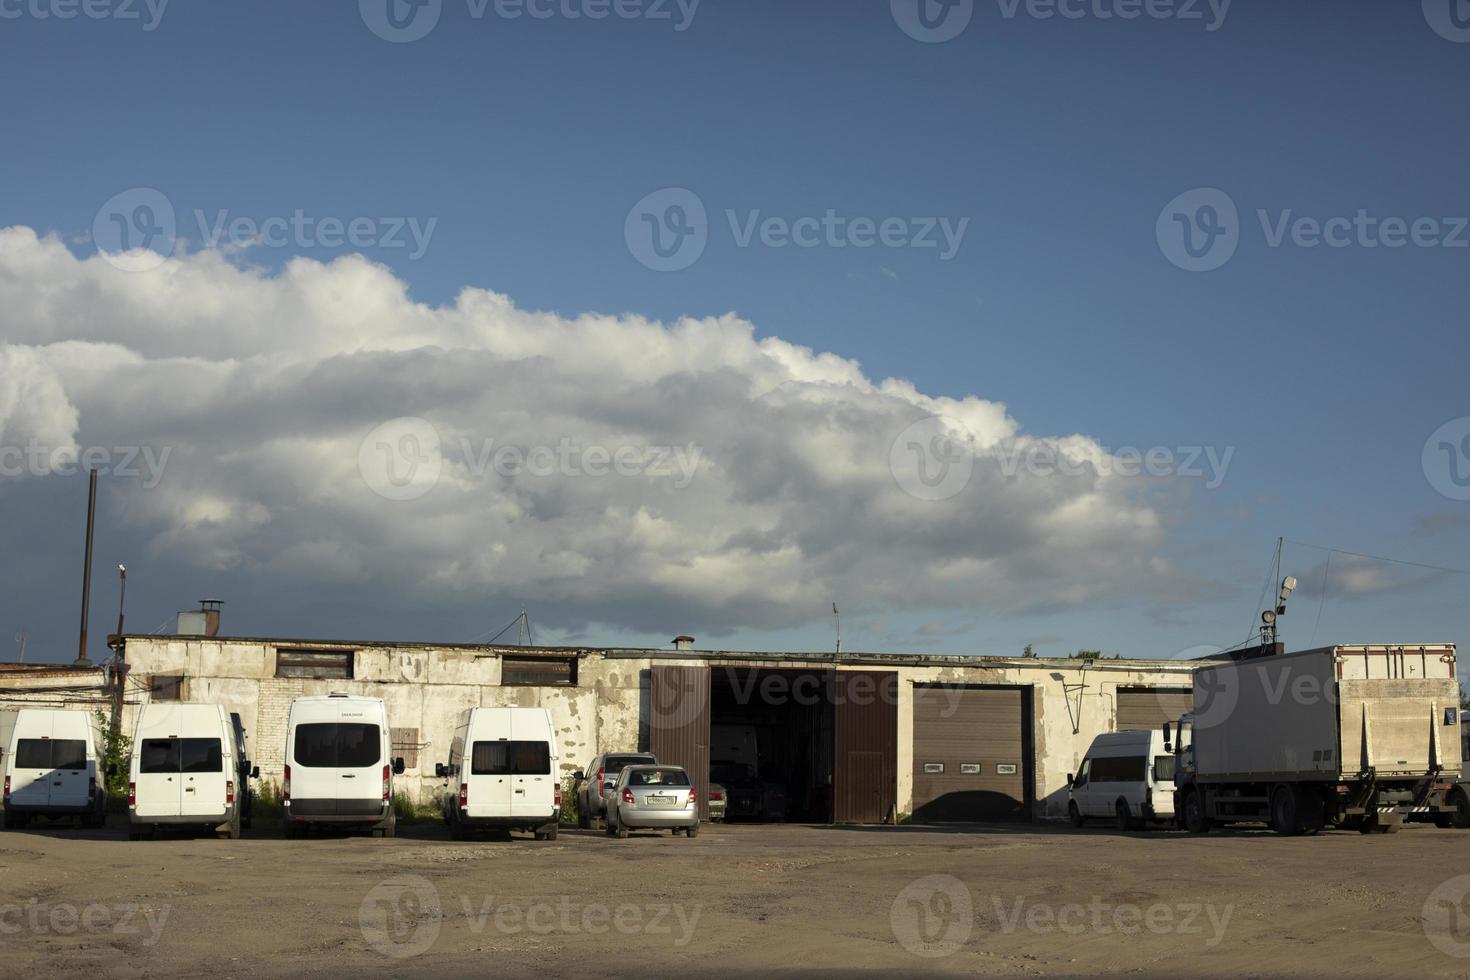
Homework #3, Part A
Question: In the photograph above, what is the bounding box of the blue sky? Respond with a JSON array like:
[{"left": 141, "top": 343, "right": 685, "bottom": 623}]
[{"left": 2, "top": 1, "right": 1468, "bottom": 663}]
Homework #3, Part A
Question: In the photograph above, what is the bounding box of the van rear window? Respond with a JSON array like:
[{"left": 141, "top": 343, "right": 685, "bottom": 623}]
[
  {"left": 140, "top": 738, "right": 223, "bottom": 774},
  {"left": 293, "top": 723, "right": 381, "bottom": 768},
  {"left": 140, "top": 739, "right": 181, "bottom": 773},
  {"left": 471, "top": 741, "right": 550, "bottom": 775},
  {"left": 15, "top": 739, "right": 86, "bottom": 770}
]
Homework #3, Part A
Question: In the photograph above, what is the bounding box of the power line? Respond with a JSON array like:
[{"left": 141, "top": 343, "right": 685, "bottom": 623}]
[{"left": 1284, "top": 539, "right": 1470, "bottom": 578}]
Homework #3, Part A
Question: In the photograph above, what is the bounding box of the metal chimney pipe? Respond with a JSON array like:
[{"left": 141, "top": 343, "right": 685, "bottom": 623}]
[{"left": 74, "top": 469, "right": 98, "bottom": 668}]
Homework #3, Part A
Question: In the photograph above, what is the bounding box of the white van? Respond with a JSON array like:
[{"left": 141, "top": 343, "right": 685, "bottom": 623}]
[
  {"left": 436, "top": 707, "right": 560, "bottom": 841},
  {"left": 283, "top": 694, "right": 403, "bottom": 838},
  {"left": 128, "top": 703, "right": 256, "bottom": 840},
  {"left": 3, "top": 708, "right": 108, "bottom": 829},
  {"left": 1067, "top": 729, "right": 1175, "bottom": 830}
]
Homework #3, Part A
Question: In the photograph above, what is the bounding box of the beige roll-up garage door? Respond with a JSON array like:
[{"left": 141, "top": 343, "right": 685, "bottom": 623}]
[
  {"left": 1114, "top": 687, "right": 1192, "bottom": 732},
  {"left": 911, "top": 686, "right": 1028, "bottom": 822}
]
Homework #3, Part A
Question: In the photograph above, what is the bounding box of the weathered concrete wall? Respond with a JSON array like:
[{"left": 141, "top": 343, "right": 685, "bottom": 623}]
[{"left": 113, "top": 637, "right": 1198, "bottom": 819}]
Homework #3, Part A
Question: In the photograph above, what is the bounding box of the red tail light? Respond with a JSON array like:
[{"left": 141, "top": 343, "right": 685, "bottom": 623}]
[
  {"left": 554, "top": 781, "right": 562, "bottom": 807},
  {"left": 459, "top": 782, "right": 468, "bottom": 807},
  {"left": 128, "top": 782, "right": 136, "bottom": 807},
  {"left": 283, "top": 765, "right": 291, "bottom": 801},
  {"left": 688, "top": 789, "right": 698, "bottom": 804},
  {"left": 226, "top": 781, "right": 235, "bottom": 805},
  {"left": 621, "top": 787, "right": 635, "bottom": 805},
  {"left": 2, "top": 776, "right": 8, "bottom": 800},
  {"left": 382, "top": 765, "right": 391, "bottom": 803},
  {"left": 596, "top": 767, "right": 604, "bottom": 798},
  {"left": 709, "top": 791, "right": 724, "bottom": 801}
]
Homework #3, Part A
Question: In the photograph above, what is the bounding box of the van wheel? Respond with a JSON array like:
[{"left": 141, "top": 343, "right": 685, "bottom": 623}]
[
  {"left": 1068, "top": 802, "right": 1085, "bottom": 828},
  {"left": 544, "top": 825, "right": 557, "bottom": 841},
  {"left": 1114, "top": 801, "right": 1135, "bottom": 832},
  {"left": 577, "top": 808, "right": 590, "bottom": 830}
]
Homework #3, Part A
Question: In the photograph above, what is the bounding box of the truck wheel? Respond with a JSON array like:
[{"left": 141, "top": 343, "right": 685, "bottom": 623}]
[
  {"left": 1270, "top": 786, "right": 1301, "bottom": 836},
  {"left": 1451, "top": 789, "right": 1470, "bottom": 830},
  {"left": 1182, "top": 791, "right": 1210, "bottom": 833},
  {"left": 1068, "top": 802, "right": 1085, "bottom": 828},
  {"left": 1114, "top": 801, "right": 1135, "bottom": 832}
]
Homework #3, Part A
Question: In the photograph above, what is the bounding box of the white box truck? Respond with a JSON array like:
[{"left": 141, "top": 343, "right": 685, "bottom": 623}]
[{"left": 1170, "top": 644, "right": 1463, "bottom": 835}]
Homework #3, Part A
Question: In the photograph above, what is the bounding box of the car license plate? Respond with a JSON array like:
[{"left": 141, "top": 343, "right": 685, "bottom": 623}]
[{"left": 647, "top": 794, "right": 675, "bottom": 808}]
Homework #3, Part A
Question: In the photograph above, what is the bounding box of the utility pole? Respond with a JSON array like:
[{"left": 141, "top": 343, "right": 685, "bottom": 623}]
[
  {"left": 74, "top": 469, "right": 98, "bottom": 668},
  {"left": 109, "top": 565, "right": 129, "bottom": 741},
  {"left": 832, "top": 602, "right": 841, "bottom": 660}
]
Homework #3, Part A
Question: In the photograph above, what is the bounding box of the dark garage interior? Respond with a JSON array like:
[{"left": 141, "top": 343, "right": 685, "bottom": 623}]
[{"left": 709, "top": 667, "right": 834, "bottom": 823}]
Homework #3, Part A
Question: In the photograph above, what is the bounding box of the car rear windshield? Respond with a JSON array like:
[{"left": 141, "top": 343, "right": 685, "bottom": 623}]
[
  {"left": 139, "top": 738, "right": 223, "bottom": 774},
  {"left": 628, "top": 768, "right": 690, "bottom": 787},
  {"left": 471, "top": 741, "right": 550, "bottom": 775},
  {"left": 293, "top": 723, "right": 381, "bottom": 768},
  {"left": 605, "top": 753, "right": 655, "bottom": 773},
  {"left": 15, "top": 739, "right": 87, "bottom": 770}
]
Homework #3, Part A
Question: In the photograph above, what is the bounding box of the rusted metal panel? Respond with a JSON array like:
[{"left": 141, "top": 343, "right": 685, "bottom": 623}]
[
  {"left": 912, "top": 685, "right": 1028, "bottom": 821},
  {"left": 1115, "top": 687, "right": 1193, "bottom": 732},
  {"left": 833, "top": 671, "right": 897, "bottom": 823},
  {"left": 648, "top": 665, "right": 711, "bottom": 820}
]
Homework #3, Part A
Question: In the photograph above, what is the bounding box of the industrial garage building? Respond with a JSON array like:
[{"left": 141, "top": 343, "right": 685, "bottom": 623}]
[{"left": 67, "top": 624, "right": 1209, "bottom": 823}]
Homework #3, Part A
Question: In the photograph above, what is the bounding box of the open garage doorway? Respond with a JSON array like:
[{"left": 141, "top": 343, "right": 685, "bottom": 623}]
[{"left": 709, "top": 667, "right": 835, "bottom": 823}]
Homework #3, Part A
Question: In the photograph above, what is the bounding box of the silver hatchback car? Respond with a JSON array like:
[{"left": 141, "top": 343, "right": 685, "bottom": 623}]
[{"left": 605, "top": 765, "right": 700, "bottom": 838}]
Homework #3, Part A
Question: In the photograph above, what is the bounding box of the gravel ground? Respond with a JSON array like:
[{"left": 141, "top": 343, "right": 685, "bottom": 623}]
[{"left": 1, "top": 818, "right": 1469, "bottom": 978}]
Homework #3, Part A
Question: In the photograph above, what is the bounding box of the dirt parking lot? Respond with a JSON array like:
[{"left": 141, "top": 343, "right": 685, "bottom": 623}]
[{"left": 1, "top": 818, "right": 1468, "bottom": 978}]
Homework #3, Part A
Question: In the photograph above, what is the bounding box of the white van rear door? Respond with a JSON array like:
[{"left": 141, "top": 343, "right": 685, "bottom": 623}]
[
  {"left": 510, "top": 714, "right": 553, "bottom": 819},
  {"left": 335, "top": 716, "right": 385, "bottom": 812},
  {"left": 466, "top": 741, "right": 514, "bottom": 819},
  {"left": 290, "top": 722, "right": 342, "bottom": 803},
  {"left": 135, "top": 738, "right": 182, "bottom": 818},
  {"left": 181, "top": 737, "right": 227, "bottom": 817},
  {"left": 9, "top": 716, "right": 55, "bottom": 806},
  {"left": 48, "top": 716, "right": 91, "bottom": 809}
]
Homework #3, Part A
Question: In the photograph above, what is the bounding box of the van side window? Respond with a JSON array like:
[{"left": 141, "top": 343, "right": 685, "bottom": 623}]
[
  {"left": 471, "top": 741, "right": 550, "bottom": 775},
  {"left": 1090, "top": 756, "right": 1147, "bottom": 782}
]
